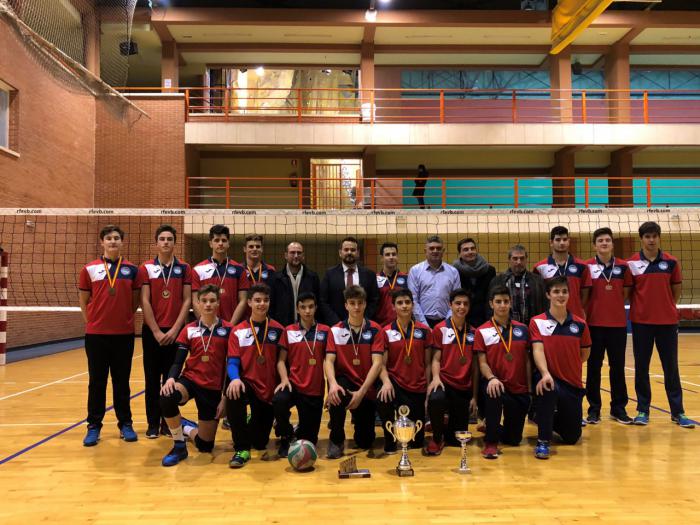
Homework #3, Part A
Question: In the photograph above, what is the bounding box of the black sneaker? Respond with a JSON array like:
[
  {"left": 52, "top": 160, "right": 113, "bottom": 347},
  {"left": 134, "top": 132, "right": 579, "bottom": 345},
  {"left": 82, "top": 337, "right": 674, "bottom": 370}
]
[
  {"left": 229, "top": 450, "right": 251, "bottom": 468},
  {"left": 146, "top": 425, "right": 160, "bottom": 439},
  {"left": 586, "top": 412, "right": 601, "bottom": 425},
  {"left": 611, "top": 413, "right": 633, "bottom": 425},
  {"left": 278, "top": 438, "right": 291, "bottom": 459},
  {"left": 160, "top": 420, "right": 172, "bottom": 437}
]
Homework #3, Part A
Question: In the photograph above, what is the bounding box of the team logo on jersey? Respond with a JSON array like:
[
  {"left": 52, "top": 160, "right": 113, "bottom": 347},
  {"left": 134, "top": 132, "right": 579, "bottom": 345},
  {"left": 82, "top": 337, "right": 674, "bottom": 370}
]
[
  {"left": 120, "top": 267, "right": 131, "bottom": 276},
  {"left": 612, "top": 266, "right": 622, "bottom": 275},
  {"left": 316, "top": 332, "right": 326, "bottom": 342},
  {"left": 362, "top": 331, "right": 372, "bottom": 340},
  {"left": 261, "top": 270, "right": 268, "bottom": 279},
  {"left": 658, "top": 261, "right": 669, "bottom": 271},
  {"left": 414, "top": 329, "right": 423, "bottom": 339},
  {"left": 268, "top": 331, "right": 278, "bottom": 342},
  {"left": 216, "top": 327, "right": 227, "bottom": 336},
  {"left": 569, "top": 324, "right": 580, "bottom": 334},
  {"left": 227, "top": 266, "right": 237, "bottom": 275},
  {"left": 568, "top": 265, "right": 578, "bottom": 274},
  {"left": 173, "top": 266, "right": 183, "bottom": 275},
  {"left": 397, "top": 277, "right": 406, "bottom": 286},
  {"left": 467, "top": 333, "right": 474, "bottom": 343},
  {"left": 513, "top": 327, "right": 523, "bottom": 338}
]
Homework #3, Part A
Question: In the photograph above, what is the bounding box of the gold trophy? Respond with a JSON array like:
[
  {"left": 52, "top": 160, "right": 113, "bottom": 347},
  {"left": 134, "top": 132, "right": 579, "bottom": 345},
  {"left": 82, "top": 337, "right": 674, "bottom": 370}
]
[
  {"left": 454, "top": 430, "right": 472, "bottom": 474},
  {"left": 385, "top": 405, "right": 423, "bottom": 477}
]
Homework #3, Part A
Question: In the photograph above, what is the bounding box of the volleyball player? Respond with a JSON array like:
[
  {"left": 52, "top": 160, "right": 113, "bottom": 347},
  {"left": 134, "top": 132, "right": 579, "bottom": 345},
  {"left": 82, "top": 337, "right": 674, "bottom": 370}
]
[
  {"left": 272, "top": 291, "right": 330, "bottom": 457},
  {"left": 474, "top": 286, "right": 531, "bottom": 459},
  {"left": 138, "top": 225, "right": 192, "bottom": 438},
  {"left": 324, "top": 285, "right": 385, "bottom": 459},
  {"left": 377, "top": 288, "right": 433, "bottom": 453},
  {"left": 529, "top": 277, "right": 591, "bottom": 459},
  {"left": 78, "top": 225, "right": 140, "bottom": 446},
  {"left": 232, "top": 234, "right": 276, "bottom": 325},
  {"left": 226, "top": 283, "right": 287, "bottom": 468},
  {"left": 424, "top": 289, "right": 478, "bottom": 456},
  {"left": 375, "top": 242, "right": 408, "bottom": 326},
  {"left": 159, "top": 285, "right": 229, "bottom": 466}
]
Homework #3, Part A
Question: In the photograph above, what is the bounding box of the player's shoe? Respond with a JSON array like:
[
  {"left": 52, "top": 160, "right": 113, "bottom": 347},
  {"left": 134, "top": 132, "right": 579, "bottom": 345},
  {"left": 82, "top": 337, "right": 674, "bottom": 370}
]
[
  {"left": 672, "top": 413, "right": 696, "bottom": 429},
  {"left": 83, "top": 427, "right": 101, "bottom": 447},
  {"left": 586, "top": 412, "right": 601, "bottom": 425},
  {"left": 534, "top": 440, "right": 550, "bottom": 460},
  {"left": 145, "top": 425, "right": 160, "bottom": 439},
  {"left": 160, "top": 420, "right": 172, "bottom": 437},
  {"left": 610, "top": 412, "right": 633, "bottom": 425},
  {"left": 229, "top": 450, "right": 251, "bottom": 468},
  {"left": 162, "top": 443, "right": 188, "bottom": 467},
  {"left": 120, "top": 425, "right": 138, "bottom": 442},
  {"left": 633, "top": 412, "right": 649, "bottom": 426},
  {"left": 221, "top": 417, "right": 231, "bottom": 430},
  {"left": 326, "top": 441, "right": 344, "bottom": 459},
  {"left": 423, "top": 438, "right": 444, "bottom": 456},
  {"left": 278, "top": 438, "right": 291, "bottom": 458},
  {"left": 383, "top": 440, "right": 398, "bottom": 456},
  {"left": 481, "top": 443, "right": 499, "bottom": 459},
  {"left": 581, "top": 418, "right": 587, "bottom": 427}
]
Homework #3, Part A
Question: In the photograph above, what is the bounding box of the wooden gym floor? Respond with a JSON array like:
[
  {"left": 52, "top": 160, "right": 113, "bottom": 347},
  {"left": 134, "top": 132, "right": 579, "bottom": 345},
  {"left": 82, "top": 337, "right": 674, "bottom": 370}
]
[{"left": 0, "top": 337, "right": 699, "bottom": 525}]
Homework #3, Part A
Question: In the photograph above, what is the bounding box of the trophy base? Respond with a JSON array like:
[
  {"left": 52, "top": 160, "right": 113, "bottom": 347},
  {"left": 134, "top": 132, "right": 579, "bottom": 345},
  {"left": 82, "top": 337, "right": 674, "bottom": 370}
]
[
  {"left": 457, "top": 467, "right": 471, "bottom": 474},
  {"left": 338, "top": 469, "right": 371, "bottom": 479},
  {"left": 396, "top": 467, "right": 415, "bottom": 477}
]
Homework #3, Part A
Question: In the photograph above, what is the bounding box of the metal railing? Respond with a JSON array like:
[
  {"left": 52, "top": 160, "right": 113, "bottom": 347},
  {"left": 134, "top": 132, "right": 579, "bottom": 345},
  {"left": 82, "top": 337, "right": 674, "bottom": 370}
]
[{"left": 185, "top": 176, "right": 700, "bottom": 210}]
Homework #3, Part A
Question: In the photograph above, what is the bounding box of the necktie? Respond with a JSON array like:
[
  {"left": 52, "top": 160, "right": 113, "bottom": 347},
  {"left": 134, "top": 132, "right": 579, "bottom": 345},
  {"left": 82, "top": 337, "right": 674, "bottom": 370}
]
[{"left": 346, "top": 267, "right": 355, "bottom": 288}]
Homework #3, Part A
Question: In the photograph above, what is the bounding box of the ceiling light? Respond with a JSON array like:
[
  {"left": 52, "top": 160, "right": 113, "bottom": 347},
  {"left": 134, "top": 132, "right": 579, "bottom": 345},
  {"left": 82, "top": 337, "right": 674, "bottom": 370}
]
[
  {"left": 378, "top": 0, "right": 392, "bottom": 3},
  {"left": 365, "top": 8, "right": 377, "bottom": 22},
  {"left": 255, "top": 66, "right": 265, "bottom": 77}
]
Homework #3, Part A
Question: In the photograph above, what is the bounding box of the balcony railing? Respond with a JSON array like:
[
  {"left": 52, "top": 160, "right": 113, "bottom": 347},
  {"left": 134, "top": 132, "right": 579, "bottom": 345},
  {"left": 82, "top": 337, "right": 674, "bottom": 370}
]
[
  {"left": 121, "top": 87, "right": 700, "bottom": 124},
  {"left": 185, "top": 176, "right": 700, "bottom": 210}
]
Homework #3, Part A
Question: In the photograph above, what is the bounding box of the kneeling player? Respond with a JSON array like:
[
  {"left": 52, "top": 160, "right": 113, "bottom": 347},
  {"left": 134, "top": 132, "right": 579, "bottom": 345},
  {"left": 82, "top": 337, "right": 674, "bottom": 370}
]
[
  {"left": 272, "top": 292, "right": 331, "bottom": 457},
  {"left": 474, "top": 286, "right": 531, "bottom": 459},
  {"left": 425, "top": 289, "right": 478, "bottom": 455},
  {"left": 325, "top": 286, "right": 385, "bottom": 459},
  {"left": 377, "top": 288, "right": 433, "bottom": 453},
  {"left": 226, "top": 284, "right": 286, "bottom": 468},
  {"left": 529, "top": 277, "right": 591, "bottom": 459},
  {"left": 159, "top": 285, "right": 230, "bottom": 466}
]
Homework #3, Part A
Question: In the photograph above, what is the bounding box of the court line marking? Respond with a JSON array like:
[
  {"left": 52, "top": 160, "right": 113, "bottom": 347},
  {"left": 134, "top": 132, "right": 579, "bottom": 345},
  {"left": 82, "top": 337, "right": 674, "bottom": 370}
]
[
  {"left": 0, "top": 353, "right": 143, "bottom": 402},
  {"left": 0, "top": 390, "right": 145, "bottom": 467}
]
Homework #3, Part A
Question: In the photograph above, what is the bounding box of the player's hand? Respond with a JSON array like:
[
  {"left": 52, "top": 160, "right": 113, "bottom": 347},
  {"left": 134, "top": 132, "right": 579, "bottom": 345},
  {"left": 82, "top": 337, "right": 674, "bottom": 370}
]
[
  {"left": 347, "top": 389, "right": 365, "bottom": 410},
  {"left": 327, "top": 383, "right": 346, "bottom": 406},
  {"left": 486, "top": 377, "right": 505, "bottom": 398},
  {"left": 161, "top": 378, "right": 176, "bottom": 396},
  {"left": 153, "top": 329, "right": 167, "bottom": 345},
  {"left": 427, "top": 378, "right": 444, "bottom": 395},
  {"left": 215, "top": 396, "right": 226, "bottom": 419},
  {"left": 377, "top": 381, "right": 395, "bottom": 403},
  {"left": 226, "top": 379, "right": 245, "bottom": 400},
  {"left": 160, "top": 328, "right": 178, "bottom": 346},
  {"left": 536, "top": 372, "right": 555, "bottom": 396},
  {"left": 275, "top": 380, "right": 292, "bottom": 394},
  {"left": 469, "top": 398, "right": 478, "bottom": 418}
]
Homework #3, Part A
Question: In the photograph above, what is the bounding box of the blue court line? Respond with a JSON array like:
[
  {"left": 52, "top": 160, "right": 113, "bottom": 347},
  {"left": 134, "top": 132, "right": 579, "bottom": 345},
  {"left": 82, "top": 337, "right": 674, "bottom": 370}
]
[
  {"left": 0, "top": 389, "right": 145, "bottom": 466},
  {"left": 599, "top": 386, "right": 700, "bottom": 426}
]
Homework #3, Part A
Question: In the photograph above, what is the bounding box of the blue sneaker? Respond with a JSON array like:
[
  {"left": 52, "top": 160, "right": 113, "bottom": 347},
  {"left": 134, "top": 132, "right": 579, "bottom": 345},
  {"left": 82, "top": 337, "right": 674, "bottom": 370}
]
[
  {"left": 672, "top": 413, "right": 696, "bottom": 429},
  {"left": 534, "top": 440, "right": 550, "bottom": 460},
  {"left": 120, "top": 425, "right": 138, "bottom": 442},
  {"left": 162, "top": 443, "right": 188, "bottom": 467},
  {"left": 83, "top": 427, "right": 101, "bottom": 447},
  {"left": 633, "top": 412, "right": 649, "bottom": 426}
]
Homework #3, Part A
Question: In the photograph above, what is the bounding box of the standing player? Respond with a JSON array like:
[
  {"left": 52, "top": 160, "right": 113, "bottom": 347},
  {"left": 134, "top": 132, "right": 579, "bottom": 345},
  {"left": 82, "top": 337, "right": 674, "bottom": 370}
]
[
  {"left": 529, "top": 277, "right": 591, "bottom": 459},
  {"left": 272, "top": 291, "right": 330, "bottom": 457},
  {"left": 474, "top": 286, "right": 531, "bottom": 459},
  {"left": 377, "top": 288, "right": 433, "bottom": 453},
  {"left": 226, "top": 283, "right": 287, "bottom": 468},
  {"left": 424, "top": 289, "right": 478, "bottom": 456},
  {"left": 324, "top": 285, "right": 385, "bottom": 459},
  {"left": 78, "top": 225, "right": 140, "bottom": 446},
  {"left": 584, "top": 228, "right": 633, "bottom": 425},
  {"left": 533, "top": 226, "right": 591, "bottom": 319},
  {"left": 232, "top": 234, "right": 276, "bottom": 325},
  {"left": 159, "top": 285, "right": 229, "bottom": 466},
  {"left": 627, "top": 221, "right": 694, "bottom": 428},
  {"left": 138, "top": 225, "right": 192, "bottom": 438},
  {"left": 375, "top": 242, "right": 408, "bottom": 327},
  {"left": 192, "top": 224, "right": 243, "bottom": 324}
]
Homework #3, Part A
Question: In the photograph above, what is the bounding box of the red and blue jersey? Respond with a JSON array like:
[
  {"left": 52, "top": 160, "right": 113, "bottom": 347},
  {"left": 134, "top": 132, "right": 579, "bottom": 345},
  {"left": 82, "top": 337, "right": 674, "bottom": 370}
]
[
  {"left": 529, "top": 311, "right": 591, "bottom": 389},
  {"left": 176, "top": 320, "right": 231, "bottom": 391},
  {"left": 374, "top": 271, "right": 408, "bottom": 326},
  {"left": 627, "top": 250, "right": 682, "bottom": 325},
  {"left": 533, "top": 255, "right": 591, "bottom": 318},
  {"left": 79, "top": 257, "right": 139, "bottom": 335},
  {"left": 473, "top": 319, "right": 530, "bottom": 394},
  {"left": 137, "top": 257, "right": 192, "bottom": 328},
  {"left": 283, "top": 323, "right": 330, "bottom": 397},
  {"left": 382, "top": 320, "right": 433, "bottom": 393},
  {"left": 585, "top": 257, "right": 632, "bottom": 328},
  {"left": 327, "top": 320, "right": 384, "bottom": 391},
  {"left": 432, "top": 320, "right": 475, "bottom": 391},
  {"left": 192, "top": 257, "right": 243, "bottom": 322}
]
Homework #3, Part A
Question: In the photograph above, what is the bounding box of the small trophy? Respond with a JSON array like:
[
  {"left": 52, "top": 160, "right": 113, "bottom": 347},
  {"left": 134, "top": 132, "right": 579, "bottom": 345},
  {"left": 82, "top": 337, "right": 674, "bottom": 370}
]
[
  {"left": 454, "top": 430, "right": 472, "bottom": 474},
  {"left": 338, "top": 456, "right": 371, "bottom": 479},
  {"left": 385, "top": 405, "right": 423, "bottom": 477}
]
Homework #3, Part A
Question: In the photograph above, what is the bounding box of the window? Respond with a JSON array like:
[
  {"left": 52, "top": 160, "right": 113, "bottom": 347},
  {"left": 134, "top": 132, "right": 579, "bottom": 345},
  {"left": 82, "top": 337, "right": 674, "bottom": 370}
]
[{"left": 0, "top": 86, "right": 9, "bottom": 150}]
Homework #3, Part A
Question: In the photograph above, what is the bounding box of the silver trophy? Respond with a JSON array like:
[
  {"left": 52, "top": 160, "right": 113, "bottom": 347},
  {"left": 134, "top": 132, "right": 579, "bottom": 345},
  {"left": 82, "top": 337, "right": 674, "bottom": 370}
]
[
  {"left": 454, "top": 430, "right": 472, "bottom": 473},
  {"left": 385, "top": 405, "right": 423, "bottom": 477}
]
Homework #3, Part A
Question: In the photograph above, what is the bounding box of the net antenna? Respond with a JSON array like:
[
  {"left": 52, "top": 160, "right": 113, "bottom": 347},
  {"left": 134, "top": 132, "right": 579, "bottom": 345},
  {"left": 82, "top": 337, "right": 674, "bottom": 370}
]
[{"left": 0, "top": 0, "right": 148, "bottom": 119}]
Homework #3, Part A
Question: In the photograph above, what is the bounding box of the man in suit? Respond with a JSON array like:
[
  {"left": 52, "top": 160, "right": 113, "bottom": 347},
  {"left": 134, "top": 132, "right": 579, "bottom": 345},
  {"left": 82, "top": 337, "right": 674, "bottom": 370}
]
[
  {"left": 320, "top": 236, "right": 380, "bottom": 325},
  {"left": 270, "top": 241, "right": 325, "bottom": 326}
]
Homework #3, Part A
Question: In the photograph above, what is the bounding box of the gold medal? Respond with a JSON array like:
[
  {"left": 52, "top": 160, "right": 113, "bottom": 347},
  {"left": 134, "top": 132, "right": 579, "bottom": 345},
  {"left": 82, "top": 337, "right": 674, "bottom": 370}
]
[
  {"left": 197, "top": 318, "right": 218, "bottom": 367},
  {"left": 459, "top": 356, "right": 468, "bottom": 365},
  {"left": 103, "top": 256, "right": 122, "bottom": 297},
  {"left": 250, "top": 317, "right": 269, "bottom": 367},
  {"left": 505, "top": 353, "right": 514, "bottom": 362},
  {"left": 201, "top": 355, "right": 209, "bottom": 362},
  {"left": 309, "top": 358, "right": 317, "bottom": 366},
  {"left": 219, "top": 287, "right": 226, "bottom": 295},
  {"left": 352, "top": 358, "right": 361, "bottom": 366},
  {"left": 404, "top": 355, "right": 412, "bottom": 365},
  {"left": 257, "top": 355, "right": 266, "bottom": 365},
  {"left": 450, "top": 318, "right": 469, "bottom": 365},
  {"left": 605, "top": 284, "right": 613, "bottom": 291},
  {"left": 348, "top": 319, "right": 365, "bottom": 370},
  {"left": 492, "top": 317, "right": 514, "bottom": 364},
  {"left": 162, "top": 290, "right": 171, "bottom": 299},
  {"left": 157, "top": 258, "right": 174, "bottom": 301},
  {"left": 396, "top": 321, "right": 415, "bottom": 368},
  {"left": 108, "top": 287, "right": 116, "bottom": 296},
  {"left": 301, "top": 325, "right": 318, "bottom": 367}
]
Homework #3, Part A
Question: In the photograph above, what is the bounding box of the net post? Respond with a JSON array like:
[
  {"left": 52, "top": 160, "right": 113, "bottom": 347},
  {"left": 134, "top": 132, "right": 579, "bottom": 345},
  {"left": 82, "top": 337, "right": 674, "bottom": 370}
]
[{"left": 0, "top": 248, "right": 8, "bottom": 366}]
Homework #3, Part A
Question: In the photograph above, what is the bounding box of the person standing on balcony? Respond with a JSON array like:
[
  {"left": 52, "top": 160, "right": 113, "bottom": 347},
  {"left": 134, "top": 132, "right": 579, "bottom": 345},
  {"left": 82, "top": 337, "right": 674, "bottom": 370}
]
[
  {"left": 413, "top": 164, "right": 429, "bottom": 209},
  {"left": 232, "top": 234, "right": 276, "bottom": 325},
  {"left": 453, "top": 237, "right": 496, "bottom": 327},
  {"left": 320, "top": 236, "right": 380, "bottom": 326},
  {"left": 408, "top": 235, "right": 461, "bottom": 329}
]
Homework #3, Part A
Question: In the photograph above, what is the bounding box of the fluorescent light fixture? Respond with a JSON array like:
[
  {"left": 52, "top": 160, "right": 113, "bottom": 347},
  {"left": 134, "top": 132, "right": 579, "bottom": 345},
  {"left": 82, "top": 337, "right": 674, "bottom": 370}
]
[
  {"left": 365, "top": 8, "right": 377, "bottom": 22},
  {"left": 255, "top": 66, "right": 265, "bottom": 77},
  {"left": 378, "top": 0, "right": 392, "bottom": 3}
]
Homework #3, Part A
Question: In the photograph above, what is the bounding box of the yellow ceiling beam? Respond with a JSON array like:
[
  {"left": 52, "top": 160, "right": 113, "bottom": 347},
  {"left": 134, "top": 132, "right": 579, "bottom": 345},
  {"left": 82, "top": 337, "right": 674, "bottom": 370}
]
[{"left": 551, "top": 0, "right": 615, "bottom": 55}]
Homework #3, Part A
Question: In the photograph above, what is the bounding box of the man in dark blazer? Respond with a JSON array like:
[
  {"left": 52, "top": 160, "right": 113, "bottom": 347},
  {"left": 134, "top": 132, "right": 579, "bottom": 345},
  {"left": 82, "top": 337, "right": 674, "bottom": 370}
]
[
  {"left": 320, "top": 236, "right": 380, "bottom": 325},
  {"left": 270, "top": 241, "right": 328, "bottom": 326}
]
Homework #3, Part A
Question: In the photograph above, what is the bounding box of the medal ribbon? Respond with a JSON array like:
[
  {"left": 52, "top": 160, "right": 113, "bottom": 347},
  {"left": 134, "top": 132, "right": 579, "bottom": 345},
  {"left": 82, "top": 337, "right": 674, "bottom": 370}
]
[
  {"left": 103, "top": 256, "right": 123, "bottom": 292},
  {"left": 554, "top": 255, "right": 571, "bottom": 278},
  {"left": 491, "top": 317, "right": 513, "bottom": 358},
  {"left": 198, "top": 318, "right": 218, "bottom": 357},
  {"left": 596, "top": 255, "right": 615, "bottom": 286},
  {"left": 396, "top": 321, "right": 415, "bottom": 361},
  {"left": 348, "top": 319, "right": 365, "bottom": 361},
  {"left": 247, "top": 264, "right": 262, "bottom": 285},
  {"left": 449, "top": 318, "right": 468, "bottom": 360},
  {"left": 249, "top": 317, "right": 269, "bottom": 360},
  {"left": 211, "top": 257, "right": 230, "bottom": 290},
  {"left": 158, "top": 257, "right": 174, "bottom": 291},
  {"left": 302, "top": 324, "right": 317, "bottom": 359},
  {"left": 384, "top": 271, "right": 399, "bottom": 291}
]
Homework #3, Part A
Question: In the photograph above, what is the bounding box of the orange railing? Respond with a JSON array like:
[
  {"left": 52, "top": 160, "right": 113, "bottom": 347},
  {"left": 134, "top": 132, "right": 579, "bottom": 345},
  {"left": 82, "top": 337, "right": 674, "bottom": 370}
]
[
  {"left": 119, "top": 87, "right": 700, "bottom": 124},
  {"left": 186, "top": 176, "right": 700, "bottom": 210}
]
